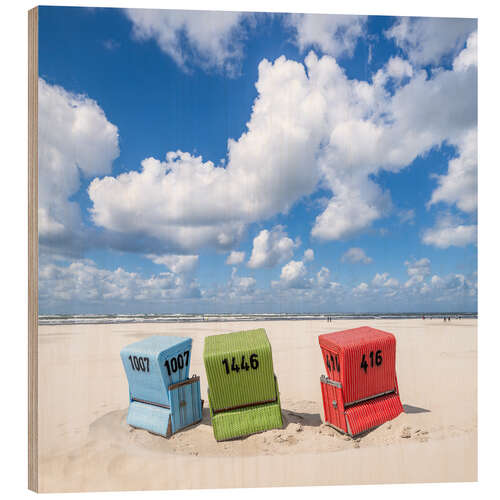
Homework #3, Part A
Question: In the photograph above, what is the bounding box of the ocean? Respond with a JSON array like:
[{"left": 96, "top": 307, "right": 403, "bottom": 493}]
[{"left": 38, "top": 312, "right": 478, "bottom": 326}]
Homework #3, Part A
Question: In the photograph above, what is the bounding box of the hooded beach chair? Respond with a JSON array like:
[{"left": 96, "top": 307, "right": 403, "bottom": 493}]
[
  {"left": 319, "top": 326, "right": 403, "bottom": 436},
  {"left": 120, "top": 335, "right": 202, "bottom": 437},
  {"left": 203, "top": 328, "right": 283, "bottom": 441}
]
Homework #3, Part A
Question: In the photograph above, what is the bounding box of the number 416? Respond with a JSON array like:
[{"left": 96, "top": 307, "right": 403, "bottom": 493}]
[{"left": 360, "top": 350, "right": 382, "bottom": 373}]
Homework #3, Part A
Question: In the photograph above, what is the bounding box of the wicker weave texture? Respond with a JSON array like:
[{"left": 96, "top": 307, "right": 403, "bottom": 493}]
[
  {"left": 127, "top": 400, "right": 171, "bottom": 437},
  {"left": 121, "top": 335, "right": 192, "bottom": 407},
  {"left": 319, "top": 326, "right": 397, "bottom": 404},
  {"left": 209, "top": 378, "right": 283, "bottom": 441},
  {"left": 170, "top": 378, "right": 203, "bottom": 433},
  {"left": 203, "top": 328, "right": 276, "bottom": 411},
  {"left": 345, "top": 391, "right": 403, "bottom": 435}
]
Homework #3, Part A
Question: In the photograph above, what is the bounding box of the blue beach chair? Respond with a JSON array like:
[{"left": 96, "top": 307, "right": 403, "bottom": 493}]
[{"left": 120, "top": 335, "right": 203, "bottom": 437}]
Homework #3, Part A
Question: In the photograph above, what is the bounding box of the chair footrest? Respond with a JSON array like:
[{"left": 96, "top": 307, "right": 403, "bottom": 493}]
[
  {"left": 127, "top": 400, "right": 172, "bottom": 437},
  {"left": 211, "top": 398, "right": 283, "bottom": 441},
  {"left": 344, "top": 392, "right": 404, "bottom": 436}
]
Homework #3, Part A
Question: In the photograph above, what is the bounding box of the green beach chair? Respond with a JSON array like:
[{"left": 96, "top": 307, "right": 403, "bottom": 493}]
[{"left": 203, "top": 328, "right": 283, "bottom": 441}]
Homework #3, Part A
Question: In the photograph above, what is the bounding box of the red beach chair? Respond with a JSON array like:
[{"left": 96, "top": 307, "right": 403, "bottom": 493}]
[{"left": 319, "top": 326, "right": 403, "bottom": 436}]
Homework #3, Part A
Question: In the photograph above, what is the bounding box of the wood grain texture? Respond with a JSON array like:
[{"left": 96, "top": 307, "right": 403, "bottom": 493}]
[{"left": 28, "top": 6, "right": 39, "bottom": 493}]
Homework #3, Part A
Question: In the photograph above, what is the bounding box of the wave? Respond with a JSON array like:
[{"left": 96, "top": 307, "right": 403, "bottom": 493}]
[{"left": 38, "top": 312, "right": 478, "bottom": 326}]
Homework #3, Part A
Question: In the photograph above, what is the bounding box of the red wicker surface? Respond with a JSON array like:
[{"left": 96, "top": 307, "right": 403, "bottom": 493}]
[
  {"left": 319, "top": 326, "right": 403, "bottom": 436},
  {"left": 319, "top": 326, "right": 397, "bottom": 404}
]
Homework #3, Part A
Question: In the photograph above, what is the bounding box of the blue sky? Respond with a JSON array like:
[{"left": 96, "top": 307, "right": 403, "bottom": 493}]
[{"left": 37, "top": 7, "right": 477, "bottom": 314}]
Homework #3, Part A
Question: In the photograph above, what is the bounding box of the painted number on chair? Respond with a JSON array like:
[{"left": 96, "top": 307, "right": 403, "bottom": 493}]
[
  {"left": 128, "top": 355, "right": 150, "bottom": 372},
  {"left": 165, "top": 351, "right": 190, "bottom": 376},
  {"left": 326, "top": 353, "right": 340, "bottom": 373},
  {"left": 360, "top": 350, "right": 383, "bottom": 373},
  {"left": 221, "top": 353, "right": 259, "bottom": 375}
]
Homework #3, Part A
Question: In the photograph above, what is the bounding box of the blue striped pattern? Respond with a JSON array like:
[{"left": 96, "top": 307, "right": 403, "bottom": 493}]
[
  {"left": 127, "top": 401, "right": 171, "bottom": 436},
  {"left": 120, "top": 335, "right": 202, "bottom": 436},
  {"left": 170, "top": 380, "right": 203, "bottom": 433},
  {"left": 120, "top": 335, "right": 191, "bottom": 407}
]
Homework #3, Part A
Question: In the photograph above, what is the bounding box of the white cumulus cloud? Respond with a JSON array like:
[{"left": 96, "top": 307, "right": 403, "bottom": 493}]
[
  {"left": 303, "top": 248, "right": 314, "bottom": 262},
  {"left": 226, "top": 251, "right": 245, "bottom": 265},
  {"left": 341, "top": 247, "right": 373, "bottom": 264},
  {"left": 422, "top": 213, "right": 477, "bottom": 249},
  {"left": 147, "top": 254, "right": 199, "bottom": 274},
  {"left": 125, "top": 9, "right": 248, "bottom": 75},
  {"left": 39, "top": 259, "right": 201, "bottom": 308},
  {"left": 38, "top": 78, "right": 119, "bottom": 256},
  {"left": 353, "top": 282, "right": 369, "bottom": 294},
  {"left": 247, "top": 226, "right": 298, "bottom": 269},
  {"left": 372, "top": 272, "right": 389, "bottom": 286},
  {"left": 385, "top": 17, "right": 476, "bottom": 66},
  {"left": 228, "top": 267, "right": 257, "bottom": 295},
  {"left": 428, "top": 129, "right": 477, "bottom": 213},
  {"left": 276, "top": 260, "right": 311, "bottom": 289},
  {"left": 405, "top": 257, "right": 431, "bottom": 288},
  {"left": 287, "top": 14, "right": 366, "bottom": 58},
  {"left": 89, "top": 32, "right": 476, "bottom": 249}
]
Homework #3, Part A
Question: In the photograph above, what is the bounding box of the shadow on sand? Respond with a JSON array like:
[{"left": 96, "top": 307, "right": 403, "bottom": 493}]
[
  {"left": 282, "top": 408, "right": 322, "bottom": 428},
  {"left": 403, "top": 404, "right": 431, "bottom": 414}
]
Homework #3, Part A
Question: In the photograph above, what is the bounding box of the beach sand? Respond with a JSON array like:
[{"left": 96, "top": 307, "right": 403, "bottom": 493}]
[{"left": 37, "top": 319, "right": 477, "bottom": 492}]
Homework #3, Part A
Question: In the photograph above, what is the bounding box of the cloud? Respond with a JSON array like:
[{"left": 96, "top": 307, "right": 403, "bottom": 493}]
[
  {"left": 303, "top": 248, "right": 314, "bottom": 262},
  {"left": 372, "top": 273, "right": 399, "bottom": 288},
  {"left": 90, "top": 51, "right": 326, "bottom": 251},
  {"left": 384, "top": 277, "right": 400, "bottom": 288},
  {"left": 38, "top": 78, "right": 119, "bottom": 257},
  {"left": 222, "top": 256, "right": 475, "bottom": 311},
  {"left": 316, "top": 267, "right": 334, "bottom": 288},
  {"left": 385, "top": 17, "right": 477, "bottom": 66},
  {"left": 228, "top": 267, "right": 257, "bottom": 295},
  {"left": 309, "top": 35, "right": 476, "bottom": 240},
  {"left": 372, "top": 272, "right": 388, "bottom": 286},
  {"left": 312, "top": 178, "right": 392, "bottom": 240},
  {"left": 404, "top": 257, "right": 431, "bottom": 288},
  {"left": 353, "top": 282, "right": 369, "bottom": 294},
  {"left": 147, "top": 254, "right": 198, "bottom": 274},
  {"left": 40, "top": 254, "right": 475, "bottom": 313},
  {"left": 422, "top": 213, "right": 477, "bottom": 249},
  {"left": 385, "top": 56, "right": 413, "bottom": 80},
  {"left": 453, "top": 30, "right": 478, "bottom": 72},
  {"left": 125, "top": 9, "right": 248, "bottom": 75},
  {"left": 430, "top": 273, "right": 476, "bottom": 297},
  {"left": 226, "top": 251, "right": 245, "bottom": 265},
  {"left": 247, "top": 226, "right": 299, "bottom": 269},
  {"left": 89, "top": 152, "right": 246, "bottom": 253},
  {"left": 347, "top": 257, "right": 475, "bottom": 305},
  {"left": 39, "top": 259, "right": 201, "bottom": 309},
  {"left": 341, "top": 247, "right": 373, "bottom": 264},
  {"left": 428, "top": 129, "right": 477, "bottom": 213},
  {"left": 287, "top": 14, "right": 366, "bottom": 58},
  {"left": 276, "top": 260, "right": 311, "bottom": 289},
  {"left": 425, "top": 32, "right": 477, "bottom": 220},
  {"left": 273, "top": 250, "right": 326, "bottom": 291},
  {"left": 89, "top": 31, "right": 476, "bottom": 249}
]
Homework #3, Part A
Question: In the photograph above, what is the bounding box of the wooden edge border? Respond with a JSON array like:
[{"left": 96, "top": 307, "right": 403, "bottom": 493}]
[{"left": 28, "top": 6, "right": 38, "bottom": 492}]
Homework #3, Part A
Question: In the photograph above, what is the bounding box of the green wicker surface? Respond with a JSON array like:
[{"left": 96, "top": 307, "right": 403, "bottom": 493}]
[
  {"left": 208, "top": 377, "right": 283, "bottom": 441},
  {"left": 203, "top": 328, "right": 277, "bottom": 411}
]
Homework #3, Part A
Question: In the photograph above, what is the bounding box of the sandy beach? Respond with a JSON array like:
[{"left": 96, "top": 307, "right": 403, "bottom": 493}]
[{"left": 37, "top": 318, "right": 477, "bottom": 492}]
